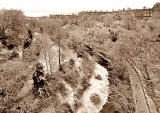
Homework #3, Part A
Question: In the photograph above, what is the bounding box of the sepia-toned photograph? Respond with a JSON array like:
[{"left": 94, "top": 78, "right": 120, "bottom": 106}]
[{"left": 0, "top": 0, "right": 160, "bottom": 113}]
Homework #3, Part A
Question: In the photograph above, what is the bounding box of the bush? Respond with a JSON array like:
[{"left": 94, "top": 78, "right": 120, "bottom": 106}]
[
  {"left": 121, "top": 12, "right": 137, "bottom": 30},
  {"left": 80, "top": 19, "right": 95, "bottom": 28},
  {"left": 27, "top": 18, "right": 41, "bottom": 30},
  {"left": 103, "top": 14, "right": 113, "bottom": 27},
  {"left": 62, "top": 70, "right": 79, "bottom": 88},
  {"left": 113, "top": 13, "right": 121, "bottom": 21},
  {"left": 39, "top": 19, "right": 58, "bottom": 36},
  {"left": 46, "top": 73, "right": 67, "bottom": 97},
  {"left": 110, "top": 61, "right": 130, "bottom": 83},
  {"left": 22, "top": 40, "right": 41, "bottom": 63}
]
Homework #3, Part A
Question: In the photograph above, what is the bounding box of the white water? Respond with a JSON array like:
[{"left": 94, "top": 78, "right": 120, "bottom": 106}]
[
  {"left": 39, "top": 45, "right": 109, "bottom": 113},
  {"left": 76, "top": 60, "right": 109, "bottom": 113}
]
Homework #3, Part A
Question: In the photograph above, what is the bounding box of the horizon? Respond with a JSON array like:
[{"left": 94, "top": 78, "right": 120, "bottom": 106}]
[{"left": 0, "top": 0, "right": 159, "bottom": 17}]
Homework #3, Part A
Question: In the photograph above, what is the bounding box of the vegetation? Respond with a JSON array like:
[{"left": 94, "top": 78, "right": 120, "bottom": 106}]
[
  {"left": 0, "top": 2, "right": 160, "bottom": 113},
  {"left": 0, "top": 10, "right": 27, "bottom": 48}
]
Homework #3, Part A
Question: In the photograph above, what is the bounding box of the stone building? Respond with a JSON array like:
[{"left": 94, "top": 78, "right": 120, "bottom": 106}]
[{"left": 153, "top": 2, "right": 160, "bottom": 19}]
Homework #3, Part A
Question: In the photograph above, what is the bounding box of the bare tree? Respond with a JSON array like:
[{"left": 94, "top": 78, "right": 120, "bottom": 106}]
[
  {"left": 0, "top": 10, "right": 26, "bottom": 37},
  {"left": 54, "top": 25, "right": 68, "bottom": 72},
  {"left": 122, "top": 9, "right": 136, "bottom": 30},
  {"left": 0, "top": 9, "right": 26, "bottom": 47},
  {"left": 39, "top": 18, "right": 68, "bottom": 72},
  {"left": 40, "top": 37, "right": 53, "bottom": 75},
  {"left": 56, "top": 30, "right": 62, "bottom": 72}
]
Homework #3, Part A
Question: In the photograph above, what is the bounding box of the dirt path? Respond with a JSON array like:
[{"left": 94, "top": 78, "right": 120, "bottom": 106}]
[{"left": 125, "top": 59, "right": 158, "bottom": 113}]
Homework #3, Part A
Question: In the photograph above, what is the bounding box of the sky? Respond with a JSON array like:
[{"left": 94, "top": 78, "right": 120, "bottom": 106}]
[{"left": 0, "top": 0, "right": 159, "bottom": 17}]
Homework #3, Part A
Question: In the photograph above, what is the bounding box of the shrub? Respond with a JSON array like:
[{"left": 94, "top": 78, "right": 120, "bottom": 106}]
[
  {"left": 80, "top": 19, "right": 95, "bottom": 28},
  {"left": 121, "top": 11, "right": 137, "bottom": 30},
  {"left": 62, "top": 70, "right": 79, "bottom": 88},
  {"left": 103, "top": 14, "right": 113, "bottom": 27},
  {"left": 27, "top": 18, "right": 41, "bottom": 30},
  {"left": 39, "top": 19, "right": 58, "bottom": 36},
  {"left": 110, "top": 60, "right": 130, "bottom": 83},
  {"left": 45, "top": 73, "right": 67, "bottom": 97},
  {"left": 22, "top": 40, "right": 41, "bottom": 63}
]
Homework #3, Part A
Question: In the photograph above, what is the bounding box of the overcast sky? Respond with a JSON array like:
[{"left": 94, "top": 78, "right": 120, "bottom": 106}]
[{"left": 0, "top": 0, "right": 159, "bottom": 17}]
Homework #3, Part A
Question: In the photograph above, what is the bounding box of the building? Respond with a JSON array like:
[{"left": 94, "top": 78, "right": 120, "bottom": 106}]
[{"left": 152, "top": 2, "right": 160, "bottom": 19}]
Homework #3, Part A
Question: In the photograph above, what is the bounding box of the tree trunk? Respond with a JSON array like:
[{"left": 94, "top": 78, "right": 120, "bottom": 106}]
[{"left": 58, "top": 34, "right": 62, "bottom": 71}]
